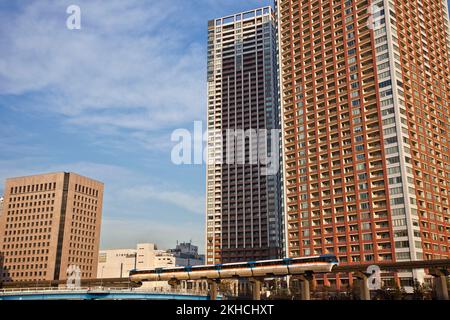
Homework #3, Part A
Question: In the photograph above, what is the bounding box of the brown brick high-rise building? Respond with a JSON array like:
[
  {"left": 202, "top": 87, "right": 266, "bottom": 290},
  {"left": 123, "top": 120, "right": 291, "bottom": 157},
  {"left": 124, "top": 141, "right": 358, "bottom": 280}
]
[
  {"left": 0, "top": 172, "right": 103, "bottom": 283},
  {"left": 277, "top": 0, "right": 450, "bottom": 288}
]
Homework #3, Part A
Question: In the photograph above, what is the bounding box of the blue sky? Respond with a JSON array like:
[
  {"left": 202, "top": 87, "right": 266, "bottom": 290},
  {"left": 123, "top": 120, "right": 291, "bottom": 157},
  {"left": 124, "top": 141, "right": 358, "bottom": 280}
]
[
  {"left": 0, "top": 1, "right": 449, "bottom": 253},
  {"left": 0, "top": 0, "right": 272, "bottom": 252}
]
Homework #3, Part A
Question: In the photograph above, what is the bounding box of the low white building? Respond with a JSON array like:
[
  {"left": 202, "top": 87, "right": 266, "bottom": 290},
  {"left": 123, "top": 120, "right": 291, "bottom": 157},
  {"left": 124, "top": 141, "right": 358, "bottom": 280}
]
[
  {"left": 97, "top": 242, "right": 207, "bottom": 292},
  {"left": 97, "top": 243, "right": 176, "bottom": 290},
  {"left": 98, "top": 249, "right": 136, "bottom": 279},
  {"left": 98, "top": 243, "right": 176, "bottom": 278}
]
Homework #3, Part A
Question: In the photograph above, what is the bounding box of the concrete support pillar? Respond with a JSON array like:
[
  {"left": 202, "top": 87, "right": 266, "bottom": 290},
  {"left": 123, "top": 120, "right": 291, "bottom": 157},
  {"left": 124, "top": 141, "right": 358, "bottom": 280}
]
[
  {"left": 310, "top": 275, "right": 317, "bottom": 291},
  {"left": 297, "top": 275, "right": 311, "bottom": 301},
  {"left": 250, "top": 278, "right": 263, "bottom": 301},
  {"left": 238, "top": 280, "right": 247, "bottom": 297},
  {"left": 208, "top": 280, "right": 219, "bottom": 301},
  {"left": 430, "top": 269, "right": 449, "bottom": 301},
  {"left": 354, "top": 272, "right": 370, "bottom": 301},
  {"left": 168, "top": 279, "right": 181, "bottom": 292}
]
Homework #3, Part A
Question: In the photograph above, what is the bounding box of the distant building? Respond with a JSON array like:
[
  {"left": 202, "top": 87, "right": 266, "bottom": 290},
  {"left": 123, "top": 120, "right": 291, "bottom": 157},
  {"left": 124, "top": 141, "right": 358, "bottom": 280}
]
[
  {"left": 168, "top": 242, "right": 204, "bottom": 266},
  {"left": 0, "top": 197, "right": 3, "bottom": 218},
  {"left": 97, "top": 243, "right": 175, "bottom": 279},
  {"left": 97, "top": 249, "right": 137, "bottom": 279},
  {"left": 0, "top": 172, "right": 104, "bottom": 283}
]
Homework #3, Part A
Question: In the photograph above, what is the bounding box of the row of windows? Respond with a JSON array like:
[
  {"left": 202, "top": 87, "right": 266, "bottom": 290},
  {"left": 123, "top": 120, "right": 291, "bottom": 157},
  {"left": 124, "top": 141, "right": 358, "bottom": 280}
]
[
  {"left": 67, "top": 258, "right": 95, "bottom": 266},
  {"left": 74, "top": 184, "right": 100, "bottom": 198},
  {"left": 69, "top": 236, "right": 96, "bottom": 244},
  {"left": 10, "top": 183, "right": 56, "bottom": 195},
  {"left": 1, "top": 239, "right": 50, "bottom": 247},
  {"left": 3, "top": 228, "right": 51, "bottom": 237},
  {"left": 6, "top": 207, "right": 54, "bottom": 215},
  {"left": 1, "top": 248, "right": 50, "bottom": 255},
  {"left": 70, "top": 225, "right": 97, "bottom": 234},
  {"left": 72, "top": 214, "right": 95, "bottom": 224},
  {"left": 5, "top": 214, "right": 53, "bottom": 223},
  {"left": 1, "top": 271, "right": 47, "bottom": 278},
  {"left": 9, "top": 193, "right": 55, "bottom": 202},
  {"left": 74, "top": 194, "right": 99, "bottom": 205},
  {"left": 8, "top": 200, "right": 55, "bottom": 208},
  {"left": 2, "top": 263, "right": 48, "bottom": 270}
]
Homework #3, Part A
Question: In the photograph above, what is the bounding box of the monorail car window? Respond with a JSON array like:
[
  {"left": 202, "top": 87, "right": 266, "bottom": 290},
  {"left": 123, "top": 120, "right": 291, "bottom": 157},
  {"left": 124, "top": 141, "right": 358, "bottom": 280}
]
[
  {"left": 191, "top": 266, "right": 212, "bottom": 271},
  {"left": 317, "top": 254, "right": 338, "bottom": 263},
  {"left": 293, "top": 257, "right": 315, "bottom": 263},
  {"left": 221, "top": 263, "right": 246, "bottom": 269},
  {"left": 163, "top": 268, "right": 184, "bottom": 273}
]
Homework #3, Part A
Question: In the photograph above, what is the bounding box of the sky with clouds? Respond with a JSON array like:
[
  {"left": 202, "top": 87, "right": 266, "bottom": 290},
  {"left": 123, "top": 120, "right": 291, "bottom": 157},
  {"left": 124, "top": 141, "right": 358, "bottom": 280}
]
[
  {"left": 0, "top": 1, "right": 449, "bottom": 253},
  {"left": 0, "top": 0, "right": 272, "bottom": 252}
]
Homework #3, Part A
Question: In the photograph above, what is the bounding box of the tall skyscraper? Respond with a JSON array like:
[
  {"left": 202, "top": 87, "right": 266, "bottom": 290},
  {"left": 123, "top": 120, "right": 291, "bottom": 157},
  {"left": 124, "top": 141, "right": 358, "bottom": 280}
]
[
  {"left": 206, "top": 7, "right": 283, "bottom": 264},
  {"left": 0, "top": 172, "right": 103, "bottom": 283},
  {"left": 277, "top": 0, "right": 450, "bottom": 287}
]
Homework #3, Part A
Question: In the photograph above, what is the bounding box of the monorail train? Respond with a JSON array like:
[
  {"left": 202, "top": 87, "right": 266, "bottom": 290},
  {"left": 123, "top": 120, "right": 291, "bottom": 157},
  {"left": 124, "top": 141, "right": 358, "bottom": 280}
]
[{"left": 129, "top": 254, "right": 338, "bottom": 282}]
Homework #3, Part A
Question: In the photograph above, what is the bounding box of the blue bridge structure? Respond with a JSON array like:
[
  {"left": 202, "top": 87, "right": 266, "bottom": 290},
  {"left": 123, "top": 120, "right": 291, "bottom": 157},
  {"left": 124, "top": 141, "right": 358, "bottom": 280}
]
[{"left": 0, "top": 288, "right": 214, "bottom": 300}]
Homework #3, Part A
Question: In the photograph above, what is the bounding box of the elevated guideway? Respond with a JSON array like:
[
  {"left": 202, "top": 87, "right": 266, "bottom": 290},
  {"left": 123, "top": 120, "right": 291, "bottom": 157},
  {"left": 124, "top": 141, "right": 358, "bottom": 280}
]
[
  {"left": 130, "top": 255, "right": 339, "bottom": 300},
  {"left": 2, "top": 257, "right": 448, "bottom": 300}
]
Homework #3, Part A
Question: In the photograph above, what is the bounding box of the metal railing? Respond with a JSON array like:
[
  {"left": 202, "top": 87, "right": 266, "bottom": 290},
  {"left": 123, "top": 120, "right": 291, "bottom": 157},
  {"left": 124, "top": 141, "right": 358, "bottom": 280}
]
[{"left": 0, "top": 286, "right": 209, "bottom": 296}]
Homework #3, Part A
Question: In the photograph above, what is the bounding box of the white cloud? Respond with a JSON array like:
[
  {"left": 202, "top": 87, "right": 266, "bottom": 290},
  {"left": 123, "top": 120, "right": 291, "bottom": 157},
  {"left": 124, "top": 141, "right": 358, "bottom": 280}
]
[
  {"left": 122, "top": 185, "right": 204, "bottom": 215},
  {"left": 100, "top": 218, "right": 204, "bottom": 252},
  {"left": 0, "top": 0, "right": 268, "bottom": 252},
  {"left": 0, "top": 160, "right": 204, "bottom": 215},
  {"left": 0, "top": 160, "right": 205, "bottom": 249},
  {"left": 0, "top": 0, "right": 206, "bottom": 132}
]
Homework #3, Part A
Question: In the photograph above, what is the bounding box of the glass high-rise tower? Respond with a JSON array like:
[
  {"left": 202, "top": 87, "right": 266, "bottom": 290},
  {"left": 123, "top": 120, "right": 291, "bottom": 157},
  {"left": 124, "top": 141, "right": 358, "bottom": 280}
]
[{"left": 206, "top": 7, "right": 283, "bottom": 264}]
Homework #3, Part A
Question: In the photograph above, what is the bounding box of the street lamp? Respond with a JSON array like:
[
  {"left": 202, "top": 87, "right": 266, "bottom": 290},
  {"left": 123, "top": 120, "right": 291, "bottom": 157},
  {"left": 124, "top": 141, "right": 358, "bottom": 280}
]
[{"left": 100, "top": 266, "right": 105, "bottom": 288}]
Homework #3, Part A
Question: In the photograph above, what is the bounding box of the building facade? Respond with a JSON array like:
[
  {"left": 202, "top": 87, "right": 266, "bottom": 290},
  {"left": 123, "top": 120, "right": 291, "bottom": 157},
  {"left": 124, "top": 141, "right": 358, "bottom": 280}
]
[
  {"left": 206, "top": 7, "right": 283, "bottom": 264},
  {"left": 0, "top": 197, "right": 4, "bottom": 216},
  {"left": 97, "top": 243, "right": 175, "bottom": 279},
  {"left": 168, "top": 242, "right": 204, "bottom": 266},
  {"left": 0, "top": 172, "right": 103, "bottom": 283},
  {"left": 0, "top": 197, "right": 3, "bottom": 281},
  {"left": 276, "top": 0, "right": 450, "bottom": 287}
]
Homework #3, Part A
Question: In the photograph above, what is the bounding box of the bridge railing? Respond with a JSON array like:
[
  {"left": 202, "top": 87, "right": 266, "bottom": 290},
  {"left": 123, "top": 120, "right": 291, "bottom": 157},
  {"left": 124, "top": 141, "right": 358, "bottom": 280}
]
[
  {"left": 0, "top": 286, "right": 209, "bottom": 296},
  {"left": 0, "top": 287, "right": 82, "bottom": 293}
]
